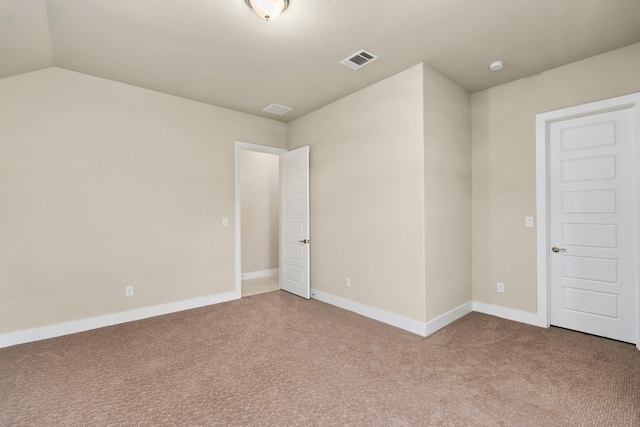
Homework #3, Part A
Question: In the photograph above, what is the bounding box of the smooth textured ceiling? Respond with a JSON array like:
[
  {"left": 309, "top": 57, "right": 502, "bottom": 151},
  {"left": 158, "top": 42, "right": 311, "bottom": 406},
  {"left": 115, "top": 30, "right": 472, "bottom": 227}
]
[{"left": 2, "top": 0, "right": 640, "bottom": 121}]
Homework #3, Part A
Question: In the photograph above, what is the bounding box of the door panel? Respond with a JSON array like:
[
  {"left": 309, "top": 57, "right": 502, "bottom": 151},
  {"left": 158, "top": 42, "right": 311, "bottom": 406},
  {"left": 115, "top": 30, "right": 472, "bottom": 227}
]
[
  {"left": 563, "top": 256, "right": 617, "bottom": 282},
  {"left": 561, "top": 224, "right": 617, "bottom": 248},
  {"left": 563, "top": 288, "right": 618, "bottom": 318},
  {"left": 561, "top": 190, "right": 617, "bottom": 213},
  {"left": 560, "top": 120, "right": 616, "bottom": 151},
  {"left": 279, "top": 146, "right": 310, "bottom": 299},
  {"left": 549, "top": 108, "right": 637, "bottom": 343}
]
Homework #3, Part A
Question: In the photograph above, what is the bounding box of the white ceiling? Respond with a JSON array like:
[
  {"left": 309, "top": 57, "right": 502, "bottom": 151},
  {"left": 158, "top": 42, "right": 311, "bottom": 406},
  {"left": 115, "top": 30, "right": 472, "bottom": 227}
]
[{"left": 2, "top": 0, "right": 640, "bottom": 121}]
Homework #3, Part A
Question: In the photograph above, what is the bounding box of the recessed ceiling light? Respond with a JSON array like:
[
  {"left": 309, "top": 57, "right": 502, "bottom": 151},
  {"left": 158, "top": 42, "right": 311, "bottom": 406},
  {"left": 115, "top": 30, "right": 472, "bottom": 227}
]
[{"left": 489, "top": 60, "right": 504, "bottom": 72}]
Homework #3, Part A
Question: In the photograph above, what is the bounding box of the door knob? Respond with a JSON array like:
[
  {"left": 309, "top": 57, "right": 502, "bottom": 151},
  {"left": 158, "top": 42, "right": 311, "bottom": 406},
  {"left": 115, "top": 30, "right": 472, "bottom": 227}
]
[
  {"left": 552, "top": 247, "right": 567, "bottom": 253},
  {"left": 298, "top": 239, "right": 309, "bottom": 244}
]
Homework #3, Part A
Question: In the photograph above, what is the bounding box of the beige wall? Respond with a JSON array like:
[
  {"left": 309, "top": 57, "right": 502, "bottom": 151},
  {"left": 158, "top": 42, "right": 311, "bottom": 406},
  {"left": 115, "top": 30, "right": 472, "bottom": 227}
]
[
  {"left": 423, "top": 66, "right": 472, "bottom": 321},
  {"left": 0, "top": 67, "right": 286, "bottom": 334},
  {"left": 6, "top": 42, "right": 638, "bottom": 336},
  {"left": 240, "top": 150, "right": 279, "bottom": 274},
  {"left": 288, "top": 65, "right": 427, "bottom": 322},
  {"left": 471, "top": 42, "right": 640, "bottom": 313}
]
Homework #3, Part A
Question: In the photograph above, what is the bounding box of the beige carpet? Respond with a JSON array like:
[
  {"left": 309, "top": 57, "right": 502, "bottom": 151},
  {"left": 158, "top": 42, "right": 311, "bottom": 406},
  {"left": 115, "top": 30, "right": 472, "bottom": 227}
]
[
  {"left": 1, "top": 291, "right": 638, "bottom": 426},
  {"left": 241, "top": 276, "right": 279, "bottom": 297}
]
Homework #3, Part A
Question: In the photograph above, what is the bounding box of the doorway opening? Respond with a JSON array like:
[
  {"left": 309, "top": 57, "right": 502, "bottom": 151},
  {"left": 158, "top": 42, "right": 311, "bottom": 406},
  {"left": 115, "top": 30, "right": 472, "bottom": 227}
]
[{"left": 234, "top": 142, "right": 287, "bottom": 298}]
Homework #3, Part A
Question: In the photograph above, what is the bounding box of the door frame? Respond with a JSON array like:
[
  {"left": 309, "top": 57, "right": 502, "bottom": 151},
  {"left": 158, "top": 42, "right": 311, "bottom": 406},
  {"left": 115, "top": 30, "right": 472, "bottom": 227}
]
[
  {"left": 234, "top": 141, "right": 287, "bottom": 299},
  {"left": 535, "top": 92, "right": 640, "bottom": 349}
]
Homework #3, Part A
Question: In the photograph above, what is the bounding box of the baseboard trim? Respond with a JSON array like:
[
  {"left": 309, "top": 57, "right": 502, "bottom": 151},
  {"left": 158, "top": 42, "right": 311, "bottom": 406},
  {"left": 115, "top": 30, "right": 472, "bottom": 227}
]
[
  {"left": 311, "top": 289, "right": 428, "bottom": 336},
  {"left": 473, "top": 301, "right": 538, "bottom": 326},
  {"left": 0, "top": 291, "right": 237, "bottom": 349},
  {"left": 0, "top": 292, "right": 543, "bottom": 349},
  {"left": 425, "top": 302, "right": 474, "bottom": 336},
  {"left": 241, "top": 268, "right": 279, "bottom": 280},
  {"left": 311, "top": 289, "right": 473, "bottom": 337}
]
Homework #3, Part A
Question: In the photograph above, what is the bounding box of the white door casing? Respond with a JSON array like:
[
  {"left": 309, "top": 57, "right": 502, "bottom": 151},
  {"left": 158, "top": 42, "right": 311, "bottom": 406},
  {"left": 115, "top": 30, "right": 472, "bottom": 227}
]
[
  {"left": 280, "top": 146, "right": 310, "bottom": 299},
  {"left": 536, "top": 93, "right": 640, "bottom": 349}
]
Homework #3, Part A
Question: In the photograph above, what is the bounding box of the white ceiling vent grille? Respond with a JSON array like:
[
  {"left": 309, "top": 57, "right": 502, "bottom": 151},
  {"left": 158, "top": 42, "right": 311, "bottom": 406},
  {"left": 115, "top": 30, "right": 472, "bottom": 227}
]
[
  {"left": 262, "top": 103, "right": 292, "bottom": 116},
  {"left": 340, "top": 49, "right": 379, "bottom": 70}
]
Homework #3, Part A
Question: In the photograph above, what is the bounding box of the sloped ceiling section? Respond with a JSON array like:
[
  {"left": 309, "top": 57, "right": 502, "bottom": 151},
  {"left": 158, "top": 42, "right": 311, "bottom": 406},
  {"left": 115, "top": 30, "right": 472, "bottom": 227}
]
[
  {"left": 0, "top": 0, "right": 54, "bottom": 79},
  {"left": 1, "top": 0, "right": 640, "bottom": 121}
]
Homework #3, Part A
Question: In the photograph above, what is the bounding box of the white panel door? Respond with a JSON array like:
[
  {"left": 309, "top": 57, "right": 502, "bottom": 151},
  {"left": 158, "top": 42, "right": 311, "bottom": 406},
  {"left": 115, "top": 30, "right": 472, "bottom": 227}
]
[
  {"left": 280, "top": 146, "right": 310, "bottom": 299},
  {"left": 549, "top": 108, "right": 638, "bottom": 343}
]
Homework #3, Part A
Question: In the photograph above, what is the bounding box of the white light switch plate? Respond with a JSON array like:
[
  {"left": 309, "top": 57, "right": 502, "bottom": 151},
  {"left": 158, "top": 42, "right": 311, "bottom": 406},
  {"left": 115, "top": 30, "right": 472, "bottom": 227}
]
[
  {"left": 525, "top": 217, "right": 534, "bottom": 227},
  {"left": 222, "top": 218, "right": 228, "bottom": 226}
]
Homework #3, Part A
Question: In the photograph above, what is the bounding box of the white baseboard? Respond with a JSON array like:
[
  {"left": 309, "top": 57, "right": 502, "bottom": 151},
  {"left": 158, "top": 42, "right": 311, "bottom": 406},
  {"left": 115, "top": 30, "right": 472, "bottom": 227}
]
[
  {"left": 241, "top": 268, "right": 279, "bottom": 280},
  {"left": 311, "top": 289, "right": 428, "bottom": 336},
  {"left": 0, "top": 290, "right": 542, "bottom": 349},
  {"left": 425, "top": 302, "right": 474, "bottom": 336},
  {"left": 311, "top": 289, "right": 473, "bottom": 338},
  {"left": 311, "top": 289, "right": 543, "bottom": 337},
  {"left": 473, "top": 301, "right": 539, "bottom": 326},
  {"left": 0, "top": 291, "right": 237, "bottom": 349}
]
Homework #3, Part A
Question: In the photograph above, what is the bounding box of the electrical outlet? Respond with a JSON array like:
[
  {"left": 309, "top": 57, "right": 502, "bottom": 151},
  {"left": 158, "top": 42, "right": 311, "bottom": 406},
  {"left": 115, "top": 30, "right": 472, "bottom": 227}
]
[
  {"left": 222, "top": 217, "right": 229, "bottom": 226},
  {"left": 497, "top": 282, "right": 505, "bottom": 293},
  {"left": 345, "top": 278, "right": 351, "bottom": 288},
  {"left": 125, "top": 286, "right": 134, "bottom": 297}
]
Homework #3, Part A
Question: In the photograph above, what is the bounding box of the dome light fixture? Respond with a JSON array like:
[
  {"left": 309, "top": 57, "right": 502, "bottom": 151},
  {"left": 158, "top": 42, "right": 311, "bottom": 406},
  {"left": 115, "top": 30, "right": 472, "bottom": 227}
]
[
  {"left": 489, "top": 60, "right": 504, "bottom": 72},
  {"left": 245, "top": 0, "right": 289, "bottom": 21}
]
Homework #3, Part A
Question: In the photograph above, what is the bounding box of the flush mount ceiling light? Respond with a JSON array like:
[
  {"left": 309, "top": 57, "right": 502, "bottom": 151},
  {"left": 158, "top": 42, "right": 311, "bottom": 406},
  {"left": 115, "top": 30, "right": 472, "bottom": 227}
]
[
  {"left": 245, "top": 0, "right": 289, "bottom": 21},
  {"left": 489, "top": 60, "right": 504, "bottom": 71}
]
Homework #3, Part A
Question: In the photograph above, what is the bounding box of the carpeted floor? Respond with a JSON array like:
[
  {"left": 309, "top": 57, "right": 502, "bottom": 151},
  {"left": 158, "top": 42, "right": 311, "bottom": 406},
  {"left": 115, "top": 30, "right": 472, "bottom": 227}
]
[
  {"left": 241, "top": 276, "right": 279, "bottom": 297},
  {"left": 1, "top": 291, "right": 638, "bottom": 426}
]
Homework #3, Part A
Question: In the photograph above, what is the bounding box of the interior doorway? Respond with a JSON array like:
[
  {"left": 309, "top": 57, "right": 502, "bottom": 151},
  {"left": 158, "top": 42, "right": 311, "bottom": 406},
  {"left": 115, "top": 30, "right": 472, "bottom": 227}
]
[{"left": 234, "top": 142, "right": 287, "bottom": 298}]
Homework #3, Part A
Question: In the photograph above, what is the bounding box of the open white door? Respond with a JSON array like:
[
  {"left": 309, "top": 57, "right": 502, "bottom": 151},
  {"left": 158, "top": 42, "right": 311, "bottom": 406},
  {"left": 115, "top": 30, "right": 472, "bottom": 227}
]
[{"left": 280, "top": 146, "right": 310, "bottom": 298}]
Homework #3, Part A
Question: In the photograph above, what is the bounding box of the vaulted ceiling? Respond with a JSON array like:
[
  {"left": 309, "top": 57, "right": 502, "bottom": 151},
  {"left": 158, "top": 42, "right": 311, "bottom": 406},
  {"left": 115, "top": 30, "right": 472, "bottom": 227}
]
[{"left": 2, "top": 0, "right": 640, "bottom": 121}]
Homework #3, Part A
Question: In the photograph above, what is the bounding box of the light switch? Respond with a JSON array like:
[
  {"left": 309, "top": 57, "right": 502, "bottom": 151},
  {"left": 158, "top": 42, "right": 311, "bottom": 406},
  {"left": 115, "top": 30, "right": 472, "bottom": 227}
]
[
  {"left": 222, "top": 218, "right": 229, "bottom": 226},
  {"left": 525, "top": 217, "right": 534, "bottom": 228}
]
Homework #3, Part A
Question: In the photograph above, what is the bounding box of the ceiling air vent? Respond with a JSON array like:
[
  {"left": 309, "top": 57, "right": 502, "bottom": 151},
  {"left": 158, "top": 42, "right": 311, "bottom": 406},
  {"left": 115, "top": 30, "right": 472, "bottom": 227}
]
[
  {"left": 262, "top": 103, "right": 292, "bottom": 116},
  {"left": 340, "top": 49, "right": 379, "bottom": 70}
]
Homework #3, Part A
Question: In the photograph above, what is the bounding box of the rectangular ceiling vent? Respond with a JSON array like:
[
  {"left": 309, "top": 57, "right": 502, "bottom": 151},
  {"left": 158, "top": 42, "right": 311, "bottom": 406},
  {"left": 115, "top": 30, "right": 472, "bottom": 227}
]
[
  {"left": 340, "top": 49, "right": 379, "bottom": 70},
  {"left": 262, "top": 103, "right": 292, "bottom": 116}
]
